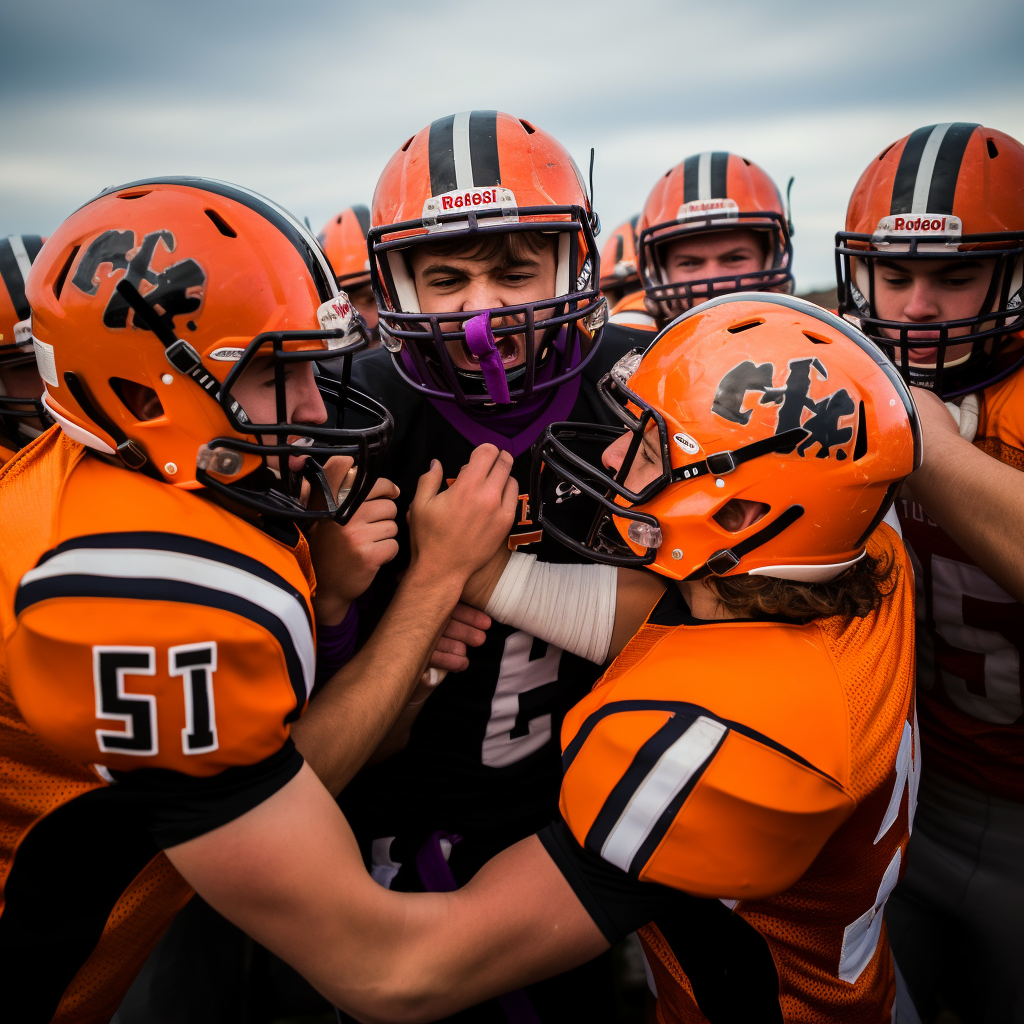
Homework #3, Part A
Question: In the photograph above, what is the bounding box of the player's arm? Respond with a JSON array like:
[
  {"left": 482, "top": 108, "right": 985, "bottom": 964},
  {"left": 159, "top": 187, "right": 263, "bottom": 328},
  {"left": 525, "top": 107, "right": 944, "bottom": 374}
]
[
  {"left": 291, "top": 445, "right": 520, "bottom": 796},
  {"left": 166, "top": 765, "right": 606, "bottom": 1024},
  {"left": 906, "top": 386, "right": 1024, "bottom": 603},
  {"left": 461, "top": 546, "right": 666, "bottom": 663}
]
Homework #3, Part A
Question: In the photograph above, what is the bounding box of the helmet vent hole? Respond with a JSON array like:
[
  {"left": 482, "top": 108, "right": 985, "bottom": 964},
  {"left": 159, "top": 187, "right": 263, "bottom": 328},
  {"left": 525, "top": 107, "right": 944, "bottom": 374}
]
[
  {"left": 853, "top": 401, "right": 868, "bottom": 461},
  {"left": 205, "top": 209, "right": 237, "bottom": 238},
  {"left": 109, "top": 378, "right": 164, "bottom": 421},
  {"left": 742, "top": 157, "right": 751, "bottom": 166},
  {"left": 118, "top": 191, "right": 151, "bottom": 200},
  {"left": 727, "top": 319, "right": 764, "bottom": 334},
  {"left": 987, "top": 139, "right": 999, "bottom": 159},
  {"left": 878, "top": 142, "right": 897, "bottom": 161},
  {"left": 401, "top": 136, "right": 414, "bottom": 152},
  {"left": 53, "top": 245, "right": 80, "bottom": 300},
  {"left": 519, "top": 119, "right": 537, "bottom": 134},
  {"left": 802, "top": 331, "right": 831, "bottom": 344}
]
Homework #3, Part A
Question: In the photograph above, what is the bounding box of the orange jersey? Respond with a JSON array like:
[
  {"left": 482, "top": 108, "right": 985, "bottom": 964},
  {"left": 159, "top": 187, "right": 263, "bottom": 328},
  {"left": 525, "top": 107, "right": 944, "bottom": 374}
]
[
  {"left": 608, "top": 289, "right": 658, "bottom": 332},
  {"left": 897, "top": 359, "right": 1024, "bottom": 802},
  {"left": 0, "top": 429, "right": 316, "bottom": 1023},
  {"left": 551, "top": 525, "right": 917, "bottom": 1023}
]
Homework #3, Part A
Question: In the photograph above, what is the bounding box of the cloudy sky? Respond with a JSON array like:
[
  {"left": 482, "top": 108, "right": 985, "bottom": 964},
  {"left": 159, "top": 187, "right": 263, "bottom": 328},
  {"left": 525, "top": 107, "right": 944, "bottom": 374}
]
[{"left": 2, "top": 0, "right": 1021, "bottom": 290}]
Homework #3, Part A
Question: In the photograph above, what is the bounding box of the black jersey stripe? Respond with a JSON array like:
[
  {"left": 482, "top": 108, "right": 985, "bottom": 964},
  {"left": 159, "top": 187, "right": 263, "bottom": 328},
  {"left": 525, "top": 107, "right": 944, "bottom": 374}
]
[
  {"left": 583, "top": 711, "right": 700, "bottom": 853},
  {"left": 562, "top": 698, "right": 840, "bottom": 785},
  {"left": 428, "top": 113, "right": 458, "bottom": 196},
  {"left": 890, "top": 125, "right": 935, "bottom": 215},
  {"left": 710, "top": 151, "right": 730, "bottom": 199},
  {"left": 351, "top": 203, "right": 371, "bottom": 237},
  {"left": 468, "top": 110, "right": 501, "bottom": 187},
  {"left": 33, "top": 531, "right": 312, "bottom": 630},
  {"left": 682, "top": 154, "right": 701, "bottom": 204},
  {"left": 0, "top": 237, "right": 29, "bottom": 321},
  {"left": 927, "top": 122, "right": 979, "bottom": 215},
  {"left": 15, "top": 574, "right": 308, "bottom": 722}
]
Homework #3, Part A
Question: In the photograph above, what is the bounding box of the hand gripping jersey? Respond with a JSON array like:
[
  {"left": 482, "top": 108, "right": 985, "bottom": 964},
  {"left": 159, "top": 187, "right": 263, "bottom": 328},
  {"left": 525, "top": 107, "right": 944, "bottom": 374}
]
[
  {"left": 544, "top": 526, "right": 919, "bottom": 1023},
  {"left": 897, "top": 361, "right": 1024, "bottom": 802},
  {"left": 0, "top": 430, "right": 314, "bottom": 1024}
]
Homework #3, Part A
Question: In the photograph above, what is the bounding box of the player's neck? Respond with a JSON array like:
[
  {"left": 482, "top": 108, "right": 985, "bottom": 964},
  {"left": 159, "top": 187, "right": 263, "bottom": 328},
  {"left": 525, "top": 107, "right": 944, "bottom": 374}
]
[{"left": 676, "top": 580, "right": 740, "bottom": 621}]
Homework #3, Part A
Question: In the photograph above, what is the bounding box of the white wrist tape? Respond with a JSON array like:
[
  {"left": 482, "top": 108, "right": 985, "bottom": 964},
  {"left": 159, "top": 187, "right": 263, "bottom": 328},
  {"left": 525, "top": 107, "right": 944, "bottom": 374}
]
[{"left": 484, "top": 552, "right": 617, "bottom": 664}]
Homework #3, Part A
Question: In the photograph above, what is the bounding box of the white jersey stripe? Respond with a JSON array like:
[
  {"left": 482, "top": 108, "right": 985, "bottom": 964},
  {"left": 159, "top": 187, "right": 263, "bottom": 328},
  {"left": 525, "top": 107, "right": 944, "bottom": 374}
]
[
  {"left": 697, "top": 152, "right": 713, "bottom": 201},
  {"left": 452, "top": 111, "right": 474, "bottom": 190},
  {"left": 21, "top": 548, "right": 315, "bottom": 696},
  {"left": 911, "top": 123, "right": 952, "bottom": 213},
  {"left": 601, "top": 715, "right": 727, "bottom": 872}
]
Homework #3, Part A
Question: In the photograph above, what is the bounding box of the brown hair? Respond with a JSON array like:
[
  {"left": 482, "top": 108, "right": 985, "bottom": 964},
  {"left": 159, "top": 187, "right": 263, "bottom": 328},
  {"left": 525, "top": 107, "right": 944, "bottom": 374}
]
[
  {"left": 414, "top": 230, "right": 556, "bottom": 268},
  {"left": 705, "top": 547, "right": 897, "bottom": 621}
]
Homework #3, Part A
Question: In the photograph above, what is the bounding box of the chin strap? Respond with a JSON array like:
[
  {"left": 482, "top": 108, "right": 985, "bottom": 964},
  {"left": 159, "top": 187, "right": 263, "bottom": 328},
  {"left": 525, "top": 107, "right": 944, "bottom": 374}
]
[{"left": 464, "top": 312, "right": 511, "bottom": 404}]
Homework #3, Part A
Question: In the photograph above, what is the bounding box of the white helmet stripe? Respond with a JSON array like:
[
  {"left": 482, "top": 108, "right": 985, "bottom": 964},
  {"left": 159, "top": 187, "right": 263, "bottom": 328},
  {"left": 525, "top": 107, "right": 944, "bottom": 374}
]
[
  {"left": 451, "top": 111, "right": 475, "bottom": 191},
  {"left": 697, "top": 151, "right": 713, "bottom": 201},
  {"left": 911, "top": 123, "right": 953, "bottom": 213}
]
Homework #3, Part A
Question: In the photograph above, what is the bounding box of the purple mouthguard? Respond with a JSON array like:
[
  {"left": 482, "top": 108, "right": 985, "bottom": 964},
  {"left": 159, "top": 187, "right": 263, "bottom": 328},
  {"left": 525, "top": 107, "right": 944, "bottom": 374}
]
[{"left": 463, "top": 312, "right": 511, "bottom": 404}]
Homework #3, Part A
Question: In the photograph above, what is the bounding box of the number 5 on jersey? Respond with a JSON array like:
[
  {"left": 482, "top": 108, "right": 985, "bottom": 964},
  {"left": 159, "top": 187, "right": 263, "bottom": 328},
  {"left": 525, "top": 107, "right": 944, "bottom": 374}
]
[{"left": 94, "top": 643, "right": 218, "bottom": 757}]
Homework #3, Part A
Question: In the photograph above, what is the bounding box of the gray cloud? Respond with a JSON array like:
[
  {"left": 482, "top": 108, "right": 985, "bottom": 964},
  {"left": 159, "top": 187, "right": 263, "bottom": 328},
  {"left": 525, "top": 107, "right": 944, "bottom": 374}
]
[{"left": 2, "top": 0, "right": 1021, "bottom": 288}]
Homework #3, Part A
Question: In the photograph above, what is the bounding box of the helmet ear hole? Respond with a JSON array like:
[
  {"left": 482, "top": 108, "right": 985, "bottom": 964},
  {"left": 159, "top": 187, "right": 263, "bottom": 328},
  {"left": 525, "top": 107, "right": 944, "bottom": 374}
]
[
  {"left": 713, "top": 499, "right": 770, "bottom": 533},
  {"left": 109, "top": 377, "right": 164, "bottom": 421}
]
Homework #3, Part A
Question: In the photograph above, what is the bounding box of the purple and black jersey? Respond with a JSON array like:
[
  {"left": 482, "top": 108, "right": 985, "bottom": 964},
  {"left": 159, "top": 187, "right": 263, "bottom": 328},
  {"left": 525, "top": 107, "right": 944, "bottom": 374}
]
[{"left": 340, "top": 323, "right": 652, "bottom": 885}]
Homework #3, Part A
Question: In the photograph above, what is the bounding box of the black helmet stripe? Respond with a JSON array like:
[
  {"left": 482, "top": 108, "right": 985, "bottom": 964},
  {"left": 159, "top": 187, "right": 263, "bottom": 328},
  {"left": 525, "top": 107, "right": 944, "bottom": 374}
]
[
  {"left": 614, "top": 234, "right": 624, "bottom": 262},
  {"left": 0, "top": 235, "right": 42, "bottom": 321},
  {"left": 428, "top": 110, "right": 501, "bottom": 197},
  {"left": 351, "top": 203, "right": 371, "bottom": 237},
  {"left": 86, "top": 177, "right": 337, "bottom": 303},
  {"left": 682, "top": 152, "right": 730, "bottom": 203},
  {"left": 428, "top": 113, "right": 458, "bottom": 195},
  {"left": 468, "top": 110, "right": 500, "bottom": 188},
  {"left": 890, "top": 123, "right": 980, "bottom": 216}
]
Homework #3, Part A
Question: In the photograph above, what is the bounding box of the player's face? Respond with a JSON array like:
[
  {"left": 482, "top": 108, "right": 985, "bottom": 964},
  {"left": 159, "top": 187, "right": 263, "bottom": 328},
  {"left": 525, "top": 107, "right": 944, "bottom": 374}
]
[
  {"left": 0, "top": 360, "right": 46, "bottom": 431},
  {"left": 408, "top": 241, "right": 558, "bottom": 372},
  {"left": 347, "top": 284, "right": 378, "bottom": 332},
  {"left": 601, "top": 423, "right": 662, "bottom": 493},
  {"left": 231, "top": 354, "right": 328, "bottom": 474},
  {"left": 868, "top": 257, "right": 996, "bottom": 365},
  {"left": 661, "top": 229, "right": 769, "bottom": 291}
]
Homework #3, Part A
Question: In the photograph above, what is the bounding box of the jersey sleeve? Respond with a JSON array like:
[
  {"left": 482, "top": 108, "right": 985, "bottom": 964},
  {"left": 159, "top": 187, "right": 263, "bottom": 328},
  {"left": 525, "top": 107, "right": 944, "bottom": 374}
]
[
  {"left": 558, "top": 703, "right": 855, "bottom": 900},
  {"left": 5, "top": 531, "right": 314, "bottom": 844}
]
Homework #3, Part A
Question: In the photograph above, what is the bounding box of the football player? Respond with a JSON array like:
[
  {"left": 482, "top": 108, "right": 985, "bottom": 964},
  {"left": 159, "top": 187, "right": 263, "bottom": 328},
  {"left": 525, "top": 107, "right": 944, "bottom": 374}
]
[
  {"left": 598, "top": 214, "right": 641, "bottom": 308},
  {"left": 178, "top": 295, "right": 922, "bottom": 1024},
  {"left": 318, "top": 205, "right": 379, "bottom": 344},
  {"left": 0, "top": 233, "right": 50, "bottom": 463},
  {"left": 0, "top": 177, "right": 518, "bottom": 1023},
  {"left": 340, "top": 109, "right": 653, "bottom": 1020},
  {"left": 836, "top": 122, "right": 1024, "bottom": 1023},
  {"left": 608, "top": 152, "right": 794, "bottom": 332}
]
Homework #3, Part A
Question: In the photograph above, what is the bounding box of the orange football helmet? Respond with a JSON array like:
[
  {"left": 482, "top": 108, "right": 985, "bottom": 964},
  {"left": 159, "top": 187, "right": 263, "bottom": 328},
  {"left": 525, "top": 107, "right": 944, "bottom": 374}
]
[
  {"left": 369, "top": 110, "right": 606, "bottom": 408},
  {"left": 534, "top": 294, "right": 920, "bottom": 580},
  {"left": 26, "top": 178, "right": 391, "bottom": 522},
  {"left": 599, "top": 214, "right": 641, "bottom": 305},
  {"left": 0, "top": 234, "right": 52, "bottom": 451},
  {"left": 317, "top": 204, "right": 372, "bottom": 291},
  {"left": 836, "top": 123, "right": 1024, "bottom": 397},
  {"left": 637, "top": 152, "right": 793, "bottom": 321}
]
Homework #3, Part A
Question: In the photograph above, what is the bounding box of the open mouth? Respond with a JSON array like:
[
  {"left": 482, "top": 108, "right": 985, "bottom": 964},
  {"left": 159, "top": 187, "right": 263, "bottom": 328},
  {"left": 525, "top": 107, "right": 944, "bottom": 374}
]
[{"left": 460, "top": 334, "right": 521, "bottom": 366}]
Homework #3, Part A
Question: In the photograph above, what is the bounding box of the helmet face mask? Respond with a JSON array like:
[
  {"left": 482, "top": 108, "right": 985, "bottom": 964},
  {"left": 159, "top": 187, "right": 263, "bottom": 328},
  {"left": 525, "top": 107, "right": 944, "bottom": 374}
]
[
  {"left": 27, "top": 178, "right": 393, "bottom": 525},
  {"left": 369, "top": 111, "right": 607, "bottom": 410},
  {"left": 836, "top": 233, "right": 1024, "bottom": 396},
  {"left": 0, "top": 235, "right": 52, "bottom": 451},
  {"left": 639, "top": 212, "right": 794, "bottom": 321},
  {"left": 836, "top": 122, "right": 1024, "bottom": 398}
]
